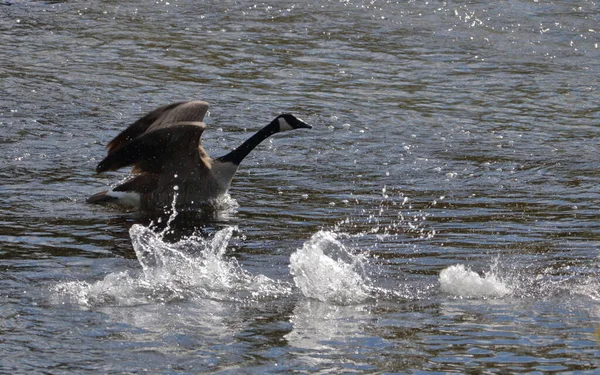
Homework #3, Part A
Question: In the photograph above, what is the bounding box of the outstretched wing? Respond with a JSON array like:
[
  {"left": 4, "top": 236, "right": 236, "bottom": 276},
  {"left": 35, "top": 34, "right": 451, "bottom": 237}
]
[
  {"left": 97, "top": 122, "right": 208, "bottom": 174},
  {"left": 107, "top": 101, "right": 210, "bottom": 153}
]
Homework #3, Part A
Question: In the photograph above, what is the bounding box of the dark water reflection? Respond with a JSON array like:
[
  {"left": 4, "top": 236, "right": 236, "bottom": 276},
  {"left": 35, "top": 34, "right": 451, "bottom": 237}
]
[{"left": 2, "top": 0, "right": 600, "bottom": 373}]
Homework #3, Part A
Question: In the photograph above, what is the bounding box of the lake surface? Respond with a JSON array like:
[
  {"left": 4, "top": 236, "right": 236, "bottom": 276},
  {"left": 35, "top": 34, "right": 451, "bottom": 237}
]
[{"left": 2, "top": 0, "right": 600, "bottom": 373}]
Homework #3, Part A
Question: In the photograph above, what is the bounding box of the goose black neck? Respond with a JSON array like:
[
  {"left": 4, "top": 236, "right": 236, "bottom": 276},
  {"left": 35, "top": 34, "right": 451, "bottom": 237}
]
[{"left": 217, "top": 122, "right": 278, "bottom": 165}]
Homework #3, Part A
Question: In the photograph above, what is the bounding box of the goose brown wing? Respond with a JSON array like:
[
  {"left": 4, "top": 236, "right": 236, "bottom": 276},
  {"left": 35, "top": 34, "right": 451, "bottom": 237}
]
[
  {"left": 96, "top": 122, "right": 209, "bottom": 175},
  {"left": 107, "top": 102, "right": 185, "bottom": 153},
  {"left": 107, "top": 101, "right": 210, "bottom": 153}
]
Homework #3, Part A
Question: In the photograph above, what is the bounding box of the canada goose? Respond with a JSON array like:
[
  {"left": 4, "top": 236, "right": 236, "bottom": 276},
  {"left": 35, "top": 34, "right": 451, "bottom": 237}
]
[{"left": 87, "top": 100, "right": 312, "bottom": 211}]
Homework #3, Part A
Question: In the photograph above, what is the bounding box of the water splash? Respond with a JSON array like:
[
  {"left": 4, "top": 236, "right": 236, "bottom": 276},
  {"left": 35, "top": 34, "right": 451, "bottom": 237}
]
[
  {"left": 439, "top": 263, "right": 512, "bottom": 299},
  {"left": 332, "top": 189, "right": 437, "bottom": 241},
  {"left": 53, "top": 224, "right": 291, "bottom": 307},
  {"left": 154, "top": 191, "right": 239, "bottom": 221},
  {"left": 290, "top": 231, "right": 372, "bottom": 305},
  {"left": 207, "top": 193, "right": 239, "bottom": 219}
]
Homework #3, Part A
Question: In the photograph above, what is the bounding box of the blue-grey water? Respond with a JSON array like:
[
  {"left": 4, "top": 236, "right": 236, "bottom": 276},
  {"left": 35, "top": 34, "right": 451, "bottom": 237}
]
[{"left": 2, "top": 0, "right": 600, "bottom": 373}]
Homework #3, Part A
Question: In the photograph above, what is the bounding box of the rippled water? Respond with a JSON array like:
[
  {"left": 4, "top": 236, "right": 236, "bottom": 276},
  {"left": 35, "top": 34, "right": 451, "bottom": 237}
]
[{"left": 2, "top": 0, "right": 600, "bottom": 373}]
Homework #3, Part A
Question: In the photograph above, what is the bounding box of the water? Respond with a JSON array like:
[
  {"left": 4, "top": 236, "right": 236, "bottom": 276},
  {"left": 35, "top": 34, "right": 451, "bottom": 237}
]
[{"left": 2, "top": 0, "right": 600, "bottom": 373}]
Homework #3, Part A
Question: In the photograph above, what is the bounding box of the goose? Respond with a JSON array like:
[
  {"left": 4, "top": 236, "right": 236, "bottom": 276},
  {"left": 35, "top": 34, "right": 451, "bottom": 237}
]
[{"left": 87, "top": 100, "right": 312, "bottom": 211}]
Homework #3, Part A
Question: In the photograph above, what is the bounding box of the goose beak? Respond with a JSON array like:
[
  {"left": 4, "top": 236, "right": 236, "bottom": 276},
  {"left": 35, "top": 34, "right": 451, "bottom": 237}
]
[{"left": 295, "top": 118, "right": 312, "bottom": 129}]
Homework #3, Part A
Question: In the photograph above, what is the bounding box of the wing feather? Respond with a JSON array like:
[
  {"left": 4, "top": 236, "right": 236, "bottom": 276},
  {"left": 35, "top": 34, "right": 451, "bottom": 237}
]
[
  {"left": 96, "top": 123, "right": 208, "bottom": 174},
  {"left": 107, "top": 101, "right": 209, "bottom": 153}
]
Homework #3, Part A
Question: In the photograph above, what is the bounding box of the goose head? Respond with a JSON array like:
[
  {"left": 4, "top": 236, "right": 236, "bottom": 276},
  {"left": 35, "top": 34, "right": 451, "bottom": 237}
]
[{"left": 274, "top": 113, "right": 312, "bottom": 132}]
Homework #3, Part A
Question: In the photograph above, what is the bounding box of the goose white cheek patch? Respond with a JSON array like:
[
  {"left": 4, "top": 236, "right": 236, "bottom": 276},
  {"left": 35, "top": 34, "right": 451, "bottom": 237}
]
[{"left": 278, "top": 117, "right": 294, "bottom": 131}]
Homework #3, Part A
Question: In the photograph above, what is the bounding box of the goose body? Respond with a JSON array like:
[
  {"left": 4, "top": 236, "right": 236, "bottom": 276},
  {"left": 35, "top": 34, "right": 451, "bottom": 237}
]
[{"left": 88, "top": 101, "right": 311, "bottom": 211}]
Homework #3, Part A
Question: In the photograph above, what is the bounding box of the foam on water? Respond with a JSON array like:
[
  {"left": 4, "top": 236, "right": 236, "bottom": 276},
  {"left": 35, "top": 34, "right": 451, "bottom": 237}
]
[
  {"left": 53, "top": 224, "right": 291, "bottom": 307},
  {"left": 439, "top": 263, "right": 512, "bottom": 299},
  {"left": 206, "top": 193, "right": 239, "bottom": 220},
  {"left": 289, "top": 231, "right": 372, "bottom": 305}
]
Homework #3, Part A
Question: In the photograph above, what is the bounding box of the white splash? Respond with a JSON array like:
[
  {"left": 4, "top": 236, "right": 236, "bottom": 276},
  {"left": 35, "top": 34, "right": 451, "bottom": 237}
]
[
  {"left": 53, "top": 225, "right": 291, "bottom": 307},
  {"left": 210, "top": 193, "right": 239, "bottom": 218},
  {"left": 166, "top": 192, "right": 239, "bottom": 220},
  {"left": 290, "top": 231, "right": 372, "bottom": 305},
  {"left": 439, "top": 264, "right": 512, "bottom": 299}
]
